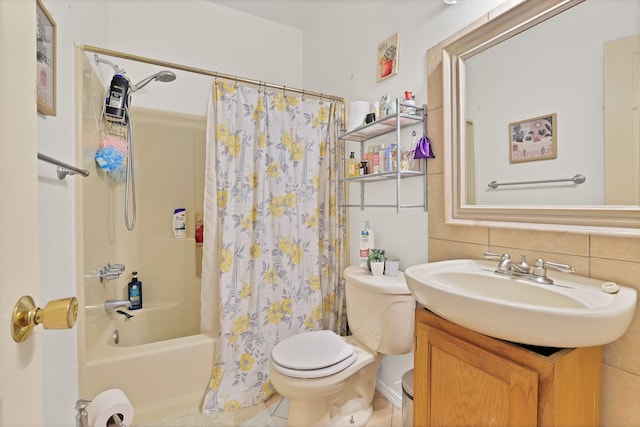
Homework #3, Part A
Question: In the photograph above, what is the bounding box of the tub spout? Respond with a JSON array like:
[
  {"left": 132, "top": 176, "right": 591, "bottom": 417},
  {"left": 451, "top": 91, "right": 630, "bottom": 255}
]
[{"left": 104, "top": 300, "right": 131, "bottom": 312}]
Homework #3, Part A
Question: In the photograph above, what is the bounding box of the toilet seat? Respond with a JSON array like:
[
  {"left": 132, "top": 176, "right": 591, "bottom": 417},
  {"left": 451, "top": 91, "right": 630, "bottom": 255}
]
[{"left": 271, "top": 330, "right": 357, "bottom": 379}]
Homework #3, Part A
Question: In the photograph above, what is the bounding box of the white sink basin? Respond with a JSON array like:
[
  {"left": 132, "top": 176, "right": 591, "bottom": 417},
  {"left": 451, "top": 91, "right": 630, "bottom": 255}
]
[{"left": 404, "top": 259, "right": 637, "bottom": 347}]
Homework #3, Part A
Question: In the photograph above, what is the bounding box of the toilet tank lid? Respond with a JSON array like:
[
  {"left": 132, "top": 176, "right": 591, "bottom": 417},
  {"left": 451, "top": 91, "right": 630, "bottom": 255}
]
[
  {"left": 271, "top": 330, "right": 354, "bottom": 371},
  {"left": 344, "top": 265, "right": 410, "bottom": 295}
]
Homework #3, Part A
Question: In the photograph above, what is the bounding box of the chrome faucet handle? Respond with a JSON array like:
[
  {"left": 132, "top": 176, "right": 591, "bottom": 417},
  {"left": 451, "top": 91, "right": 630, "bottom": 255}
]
[
  {"left": 108, "top": 263, "right": 126, "bottom": 272},
  {"left": 485, "top": 253, "right": 521, "bottom": 274},
  {"left": 99, "top": 263, "right": 126, "bottom": 282},
  {"left": 533, "top": 258, "right": 576, "bottom": 276},
  {"left": 484, "top": 252, "right": 510, "bottom": 261},
  {"left": 99, "top": 268, "right": 121, "bottom": 282}
]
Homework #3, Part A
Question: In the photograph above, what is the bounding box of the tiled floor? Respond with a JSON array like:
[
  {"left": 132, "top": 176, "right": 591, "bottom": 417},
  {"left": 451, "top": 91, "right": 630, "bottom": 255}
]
[
  {"left": 264, "top": 391, "right": 403, "bottom": 427},
  {"left": 138, "top": 390, "right": 403, "bottom": 426}
]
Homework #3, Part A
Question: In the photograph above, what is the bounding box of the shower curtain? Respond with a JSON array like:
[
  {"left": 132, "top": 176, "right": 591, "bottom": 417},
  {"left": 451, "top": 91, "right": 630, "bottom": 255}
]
[{"left": 201, "top": 81, "right": 346, "bottom": 413}]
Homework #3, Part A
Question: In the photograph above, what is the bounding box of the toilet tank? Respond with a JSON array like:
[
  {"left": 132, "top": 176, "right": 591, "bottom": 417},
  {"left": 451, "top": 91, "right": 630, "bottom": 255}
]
[{"left": 344, "top": 265, "right": 415, "bottom": 355}]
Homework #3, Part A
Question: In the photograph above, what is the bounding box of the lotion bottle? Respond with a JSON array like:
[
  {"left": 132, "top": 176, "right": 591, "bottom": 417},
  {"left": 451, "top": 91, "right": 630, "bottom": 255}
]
[
  {"left": 359, "top": 220, "right": 375, "bottom": 267},
  {"left": 128, "top": 271, "right": 142, "bottom": 310},
  {"left": 347, "top": 151, "right": 358, "bottom": 177}
]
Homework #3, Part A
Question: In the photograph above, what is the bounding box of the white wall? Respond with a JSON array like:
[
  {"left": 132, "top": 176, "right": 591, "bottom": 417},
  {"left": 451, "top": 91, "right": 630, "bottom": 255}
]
[
  {"left": 297, "top": 0, "right": 507, "bottom": 270},
  {"left": 36, "top": 0, "right": 513, "bottom": 423}
]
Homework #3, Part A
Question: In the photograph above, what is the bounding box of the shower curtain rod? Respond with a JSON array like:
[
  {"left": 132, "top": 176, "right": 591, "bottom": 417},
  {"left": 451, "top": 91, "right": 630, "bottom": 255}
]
[{"left": 81, "top": 44, "right": 344, "bottom": 102}]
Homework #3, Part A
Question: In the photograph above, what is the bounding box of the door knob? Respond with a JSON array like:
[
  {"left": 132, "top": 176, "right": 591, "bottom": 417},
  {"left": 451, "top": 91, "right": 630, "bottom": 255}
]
[{"left": 11, "top": 295, "right": 78, "bottom": 342}]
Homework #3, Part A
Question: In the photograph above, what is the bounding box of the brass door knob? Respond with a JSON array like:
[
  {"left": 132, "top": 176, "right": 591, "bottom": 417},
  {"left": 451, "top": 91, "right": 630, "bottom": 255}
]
[{"left": 12, "top": 295, "right": 78, "bottom": 342}]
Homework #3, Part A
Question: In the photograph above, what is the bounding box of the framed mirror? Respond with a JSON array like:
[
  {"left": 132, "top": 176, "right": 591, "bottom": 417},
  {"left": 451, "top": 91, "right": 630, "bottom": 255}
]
[{"left": 444, "top": 0, "right": 640, "bottom": 234}]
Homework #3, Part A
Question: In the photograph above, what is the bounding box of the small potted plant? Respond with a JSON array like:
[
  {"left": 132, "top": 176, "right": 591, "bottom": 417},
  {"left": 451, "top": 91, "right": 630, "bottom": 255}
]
[{"left": 368, "top": 248, "right": 386, "bottom": 276}]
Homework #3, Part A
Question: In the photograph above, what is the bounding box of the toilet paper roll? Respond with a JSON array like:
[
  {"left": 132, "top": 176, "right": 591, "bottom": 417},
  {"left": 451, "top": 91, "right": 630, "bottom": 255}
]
[
  {"left": 347, "top": 101, "right": 370, "bottom": 131},
  {"left": 86, "top": 389, "right": 134, "bottom": 427}
]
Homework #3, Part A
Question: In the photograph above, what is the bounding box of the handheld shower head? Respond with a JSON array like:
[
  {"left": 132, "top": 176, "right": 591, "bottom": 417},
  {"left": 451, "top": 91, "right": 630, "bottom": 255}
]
[{"left": 131, "top": 71, "right": 177, "bottom": 92}]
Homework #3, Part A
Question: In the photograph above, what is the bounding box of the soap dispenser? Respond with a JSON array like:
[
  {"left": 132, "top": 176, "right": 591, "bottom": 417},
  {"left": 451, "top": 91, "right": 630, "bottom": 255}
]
[{"left": 128, "top": 271, "right": 142, "bottom": 310}]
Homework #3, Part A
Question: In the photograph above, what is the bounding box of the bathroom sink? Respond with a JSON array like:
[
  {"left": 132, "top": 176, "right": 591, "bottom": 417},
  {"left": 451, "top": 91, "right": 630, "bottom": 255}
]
[{"left": 404, "top": 259, "right": 637, "bottom": 348}]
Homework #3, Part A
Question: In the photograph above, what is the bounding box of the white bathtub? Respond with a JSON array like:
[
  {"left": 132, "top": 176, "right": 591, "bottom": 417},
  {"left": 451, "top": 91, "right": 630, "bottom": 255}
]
[
  {"left": 82, "top": 305, "right": 215, "bottom": 425},
  {"left": 110, "top": 303, "right": 199, "bottom": 347}
]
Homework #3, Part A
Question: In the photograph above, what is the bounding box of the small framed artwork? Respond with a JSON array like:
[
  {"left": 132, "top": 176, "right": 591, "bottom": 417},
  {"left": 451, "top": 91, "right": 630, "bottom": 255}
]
[
  {"left": 377, "top": 32, "right": 399, "bottom": 82},
  {"left": 36, "top": 0, "right": 56, "bottom": 116},
  {"left": 509, "top": 113, "right": 556, "bottom": 163}
]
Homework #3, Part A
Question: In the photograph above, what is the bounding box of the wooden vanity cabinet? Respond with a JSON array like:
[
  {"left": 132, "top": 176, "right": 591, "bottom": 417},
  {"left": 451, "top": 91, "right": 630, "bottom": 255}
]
[{"left": 414, "top": 308, "right": 602, "bottom": 427}]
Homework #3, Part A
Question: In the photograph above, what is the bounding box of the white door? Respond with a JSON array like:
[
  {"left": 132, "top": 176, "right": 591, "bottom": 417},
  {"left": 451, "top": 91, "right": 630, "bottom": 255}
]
[
  {"left": 604, "top": 34, "right": 640, "bottom": 205},
  {"left": 0, "top": 0, "right": 44, "bottom": 425}
]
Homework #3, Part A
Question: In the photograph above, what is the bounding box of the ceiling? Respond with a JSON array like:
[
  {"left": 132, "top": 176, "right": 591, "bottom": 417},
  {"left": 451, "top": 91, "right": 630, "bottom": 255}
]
[
  {"left": 205, "top": 0, "right": 332, "bottom": 29},
  {"left": 206, "top": 0, "right": 440, "bottom": 30}
]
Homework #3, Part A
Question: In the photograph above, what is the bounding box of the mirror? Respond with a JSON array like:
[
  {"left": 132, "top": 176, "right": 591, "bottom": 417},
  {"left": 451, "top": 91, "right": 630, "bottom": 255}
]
[{"left": 444, "top": 0, "right": 640, "bottom": 233}]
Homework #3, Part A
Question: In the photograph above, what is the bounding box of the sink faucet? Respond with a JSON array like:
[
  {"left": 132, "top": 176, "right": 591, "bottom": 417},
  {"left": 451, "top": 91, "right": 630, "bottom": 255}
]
[
  {"left": 104, "top": 300, "right": 131, "bottom": 312},
  {"left": 484, "top": 252, "right": 574, "bottom": 284},
  {"left": 497, "top": 254, "right": 531, "bottom": 274}
]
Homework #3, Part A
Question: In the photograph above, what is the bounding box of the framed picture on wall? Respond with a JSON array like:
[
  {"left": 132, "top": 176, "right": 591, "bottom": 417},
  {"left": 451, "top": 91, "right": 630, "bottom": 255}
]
[
  {"left": 377, "top": 32, "right": 399, "bottom": 82},
  {"left": 509, "top": 113, "right": 556, "bottom": 163},
  {"left": 36, "top": 0, "right": 56, "bottom": 116}
]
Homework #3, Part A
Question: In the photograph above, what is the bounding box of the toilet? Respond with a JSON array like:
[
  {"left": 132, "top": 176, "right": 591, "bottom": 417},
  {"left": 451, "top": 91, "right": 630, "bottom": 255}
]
[{"left": 269, "top": 265, "right": 415, "bottom": 427}]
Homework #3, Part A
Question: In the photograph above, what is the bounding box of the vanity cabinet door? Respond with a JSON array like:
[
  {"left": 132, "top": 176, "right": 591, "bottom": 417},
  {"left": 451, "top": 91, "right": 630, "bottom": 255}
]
[{"left": 415, "top": 322, "right": 538, "bottom": 427}]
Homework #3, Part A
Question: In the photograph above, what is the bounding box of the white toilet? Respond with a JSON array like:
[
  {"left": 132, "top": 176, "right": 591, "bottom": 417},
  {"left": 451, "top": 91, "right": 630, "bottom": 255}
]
[{"left": 269, "top": 265, "right": 415, "bottom": 427}]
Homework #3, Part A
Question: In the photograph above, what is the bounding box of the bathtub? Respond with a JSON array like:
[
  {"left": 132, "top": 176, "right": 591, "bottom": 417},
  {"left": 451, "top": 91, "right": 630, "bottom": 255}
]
[{"left": 82, "top": 304, "right": 216, "bottom": 425}]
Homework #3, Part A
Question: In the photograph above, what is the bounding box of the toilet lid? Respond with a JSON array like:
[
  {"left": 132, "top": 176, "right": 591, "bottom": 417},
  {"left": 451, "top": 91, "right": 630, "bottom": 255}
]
[
  {"left": 271, "top": 350, "right": 358, "bottom": 379},
  {"left": 271, "top": 330, "right": 355, "bottom": 371}
]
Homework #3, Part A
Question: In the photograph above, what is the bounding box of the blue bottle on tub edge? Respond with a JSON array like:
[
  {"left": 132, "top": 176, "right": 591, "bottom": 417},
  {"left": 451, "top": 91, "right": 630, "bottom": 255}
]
[{"left": 128, "top": 271, "right": 142, "bottom": 310}]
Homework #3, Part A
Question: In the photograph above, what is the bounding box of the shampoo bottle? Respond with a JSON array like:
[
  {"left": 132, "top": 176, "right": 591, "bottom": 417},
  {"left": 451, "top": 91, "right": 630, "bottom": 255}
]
[
  {"left": 128, "top": 271, "right": 142, "bottom": 310},
  {"left": 173, "top": 208, "right": 187, "bottom": 238},
  {"left": 359, "top": 220, "right": 375, "bottom": 267}
]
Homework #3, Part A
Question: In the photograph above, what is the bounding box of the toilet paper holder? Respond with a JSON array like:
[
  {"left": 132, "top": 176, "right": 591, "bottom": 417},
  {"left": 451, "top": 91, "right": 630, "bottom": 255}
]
[{"left": 75, "top": 399, "right": 125, "bottom": 427}]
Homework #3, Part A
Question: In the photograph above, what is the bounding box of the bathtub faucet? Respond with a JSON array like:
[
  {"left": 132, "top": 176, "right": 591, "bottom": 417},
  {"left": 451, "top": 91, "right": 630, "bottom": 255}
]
[
  {"left": 99, "top": 263, "right": 126, "bottom": 282},
  {"left": 104, "top": 299, "right": 131, "bottom": 312}
]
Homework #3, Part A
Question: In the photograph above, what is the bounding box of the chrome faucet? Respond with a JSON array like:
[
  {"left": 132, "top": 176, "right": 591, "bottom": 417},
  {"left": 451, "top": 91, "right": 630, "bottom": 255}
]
[
  {"left": 99, "top": 263, "right": 126, "bottom": 282},
  {"left": 104, "top": 299, "right": 131, "bottom": 312},
  {"left": 484, "top": 252, "right": 575, "bottom": 284},
  {"left": 496, "top": 254, "right": 531, "bottom": 274}
]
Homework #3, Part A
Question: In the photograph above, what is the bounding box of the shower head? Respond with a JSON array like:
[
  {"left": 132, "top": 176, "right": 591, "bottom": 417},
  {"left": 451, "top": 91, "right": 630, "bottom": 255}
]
[{"left": 130, "top": 71, "right": 177, "bottom": 92}]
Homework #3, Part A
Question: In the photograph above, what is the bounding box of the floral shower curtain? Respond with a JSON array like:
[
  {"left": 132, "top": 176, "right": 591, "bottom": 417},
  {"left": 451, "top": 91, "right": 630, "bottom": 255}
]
[{"left": 201, "top": 81, "right": 346, "bottom": 413}]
